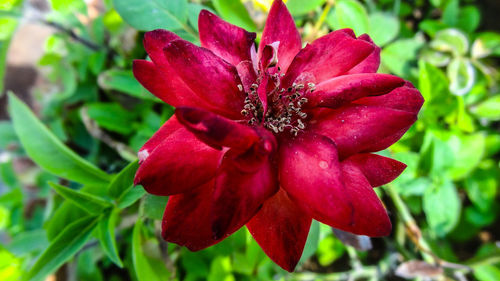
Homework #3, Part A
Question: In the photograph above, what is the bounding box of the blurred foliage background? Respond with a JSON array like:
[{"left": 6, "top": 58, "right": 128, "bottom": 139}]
[{"left": 0, "top": 0, "right": 500, "bottom": 280}]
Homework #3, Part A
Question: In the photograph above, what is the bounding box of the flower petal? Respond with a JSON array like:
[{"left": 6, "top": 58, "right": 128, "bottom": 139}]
[
  {"left": 343, "top": 153, "right": 406, "bottom": 187},
  {"left": 338, "top": 161, "right": 392, "bottom": 236},
  {"left": 143, "top": 29, "right": 181, "bottom": 68},
  {"left": 247, "top": 189, "right": 312, "bottom": 272},
  {"left": 212, "top": 148, "right": 278, "bottom": 240},
  {"left": 133, "top": 60, "right": 226, "bottom": 116},
  {"left": 137, "top": 116, "right": 183, "bottom": 163},
  {"left": 162, "top": 181, "right": 223, "bottom": 251},
  {"left": 279, "top": 133, "right": 354, "bottom": 229},
  {"left": 164, "top": 40, "right": 245, "bottom": 118},
  {"left": 199, "top": 10, "right": 256, "bottom": 66},
  {"left": 283, "top": 29, "right": 375, "bottom": 87},
  {"left": 309, "top": 105, "right": 417, "bottom": 159},
  {"left": 354, "top": 82, "right": 424, "bottom": 114},
  {"left": 175, "top": 107, "right": 260, "bottom": 150},
  {"left": 134, "top": 126, "right": 222, "bottom": 195},
  {"left": 346, "top": 34, "right": 381, "bottom": 74},
  {"left": 259, "top": 0, "right": 301, "bottom": 73},
  {"left": 306, "top": 73, "right": 405, "bottom": 108}
]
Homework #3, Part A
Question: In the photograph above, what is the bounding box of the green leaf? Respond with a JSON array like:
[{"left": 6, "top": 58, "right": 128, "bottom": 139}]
[
  {"left": 141, "top": 194, "right": 168, "bottom": 220},
  {"left": 465, "top": 170, "right": 497, "bottom": 212},
  {"left": 299, "top": 220, "right": 320, "bottom": 264},
  {"left": 333, "top": 0, "right": 368, "bottom": 36},
  {"left": 0, "top": 38, "right": 13, "bottom": 95},
  {"left": 212, "top": 0, "right": 256, "bottom": 32},
  {"left": 27, "top": 216, "right": 99, "bottom": 281},
  {"left": 381, "top": 36, "right": 424, "bottom": 77},
  {"left": 367, "top": 12, "right": 399, "bottom": 47},
  {"left": 49, "top": 182, "right": 112, "bottom": 215},
  {"left": 447, "top": 58, "right": 475, "bottom": 96},
  {"left": 471, "top": 32, "right": 500, "bottom": 59},
  {"left": 97, "top": 209, "right": 123, "bottom": 267},
  {"left": 473, "top": 96, "right": 500, "bottom": 120},
  {"left": 447, "top": 133, "right": 485, "bottom": 180},
  {"left": 0, "top": 121, "right": 17, "bottom": 149},
  {"left": 430, "top": 28, "right": 469, "bottom": 56},
  {"left": 8, "top": 93, "right": 111, "bottom": 186},
  {"left": 108, "top": 160, "right": 139, "bottom": 198},
  {"left": 49, "top": 0, "right": 85, "bottom": 13},
  {"left": 7, "top": 229, "right": 49, "bottom": 256},
  {"left": 317, "top": 235, "right": 345, "bottom": 266},
  {"left": 132, "top": 219, "right": 170, "bottom": 281},
  {"left": 98, "top": 69, "right": 158, "bottom": 101},
  {"left": 187, "top": 3, "right": 215, "bottom": 31},
  {"left": 113, "top": 0, "right": 188, "bottom": 31},
  {"left": 420, "top": 47, "right": 451, "bottom": 67},
  {"left": 457, "top": 6, "right": 480, "bottom": 33},
  {"left": 418, "top": 60, "right": 451, "bottom": 101},
  {"left": 423, "top": 179, "right": 461, "bottom": 236},
  {"left": 442, "top": 0, "right": 459, "bottom": 27},
  {"left": 117, "top": 185, "right": 146, "bottom": 209},
  {"left": 474, "top": 265, "right": 500, "bottom": 281},
  {"left": 286, "top": 0, "right": 326, "bottom": 16},
  {"left": 85, "top": 103, "right": 136, "bottom": 134}
]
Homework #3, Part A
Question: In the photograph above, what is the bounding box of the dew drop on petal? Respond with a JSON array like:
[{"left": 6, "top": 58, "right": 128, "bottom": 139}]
[{"left": 319, "top": 160, "right": 328, "bottom": 169}]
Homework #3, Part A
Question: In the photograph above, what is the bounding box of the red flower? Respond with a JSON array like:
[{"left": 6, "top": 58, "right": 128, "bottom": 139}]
[{"left": 133, "top": 0, "right": 423, "bottom": 271}]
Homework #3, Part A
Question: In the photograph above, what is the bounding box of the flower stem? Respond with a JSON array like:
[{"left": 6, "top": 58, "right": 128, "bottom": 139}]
[
  {"left": 313, "top": 0, "right": 334, "bottom": 32},
  {"left": 385, "top": 184, "right": 435, "bottom": 264}
]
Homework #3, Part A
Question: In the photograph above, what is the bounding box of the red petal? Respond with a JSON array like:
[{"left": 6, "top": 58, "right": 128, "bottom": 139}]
[
  {"left": 306, "top": 73, "right": 405, "bottom": 108},
  {"left": 283, "top": 29, "right": 374, "bottom": 87},
  {"left": 247, "top": 189, "right": 312, "bottom": 272},
  {"left": 199, "top": 10, "right": 256, "bottom": 66},
  {"left": 343, "top": 153, "right": 406, "bottom": 187},
  {"left": 211, "top": 149, "right": 278, "bottom": 239},
  {"left": 133, "top": 60, "right": 222, "bottom": 113},
  {"left": 259, "top": 0, "right": 301, "bottom": 73},
  {"left": 309, "top": 105, "right": 417, "bottom": 159},
  {"left": 279, "top": 133, "right": 354, "bottom": 229},
  {"left": 354, "top": 82, "right": 424, "bottom": 114},
  {"left": 143, "top": 29, "right": 180, "bottom": 68},
  {"left": 337, "top": 161, "right": 391, "bottom": 236},
  {"left": 164, "top": 40, "right": 245, "bottom": 119},
  {"left": 175, "top": 107, "right": 260, "bottom": 150},
  {"left": 346, "top": 34, "right": 381, "bottom": 74},
  {"left": 137, "top": 116, "right": 182, "bottom": 163},
  {"left": 134, "top": 127, "right": 222, "bottom": 195},
  {"left": 162, "top": 181, "right": 223, "bottom": 251}
]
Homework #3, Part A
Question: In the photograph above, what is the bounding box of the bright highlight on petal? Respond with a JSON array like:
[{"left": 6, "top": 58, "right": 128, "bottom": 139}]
[{"left": 133, "top": 0, "right": 423, "bottom": 272}]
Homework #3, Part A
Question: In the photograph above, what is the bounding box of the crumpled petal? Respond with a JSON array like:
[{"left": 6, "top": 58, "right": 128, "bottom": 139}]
[
  {"left": 309, "top": 105, "right": 417, "bottom": 159},
  {"left": 279, "top": 133, "right": 354, "bottom": 229},
  {"left": 306, "top": 73, "right": 405, "bottom": 109},
  {"left": 175, "top": 107, "right": 260, "bottom": 150},
  {"left": 164, "top": 40, "right": 245, "bottom": 118},
  {"left": 247, "top": 189, "right": 312, "bottom": 272},
  {"left": 343, "top": 153, "right": 406, "bottom": 187},
  {"left": 283, "top": 29, "right": 375, "bottom": 87},
  {"left": 337, "top": 161, "right": 392, "bottom": 236},
  {"left": 134, "top": 126, "right": 222, "bottom": 196},
  {"left": 258, "top": 0, "right": 301, "bottom": 73},
  {"left": 346, "top": 34, "right": 381, "bottom": 74},
  {"left": 199, "top": 10, "right": 256, "bottom": 66},
  {"left": 162, "top": 181, "right": 222, "bottom": 251},
  {"left": 211, "top": 148, "right": 278, "bottom": 240}
]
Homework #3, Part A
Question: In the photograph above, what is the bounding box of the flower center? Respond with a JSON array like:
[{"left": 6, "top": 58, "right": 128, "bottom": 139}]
[{"left": 239, "top": 69, "right": 316, "bottom": 136}]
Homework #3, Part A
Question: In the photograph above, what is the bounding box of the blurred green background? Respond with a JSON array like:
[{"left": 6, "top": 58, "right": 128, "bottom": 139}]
[{"left": 0, "top": 0, "right": 500, "bottom": 280}]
